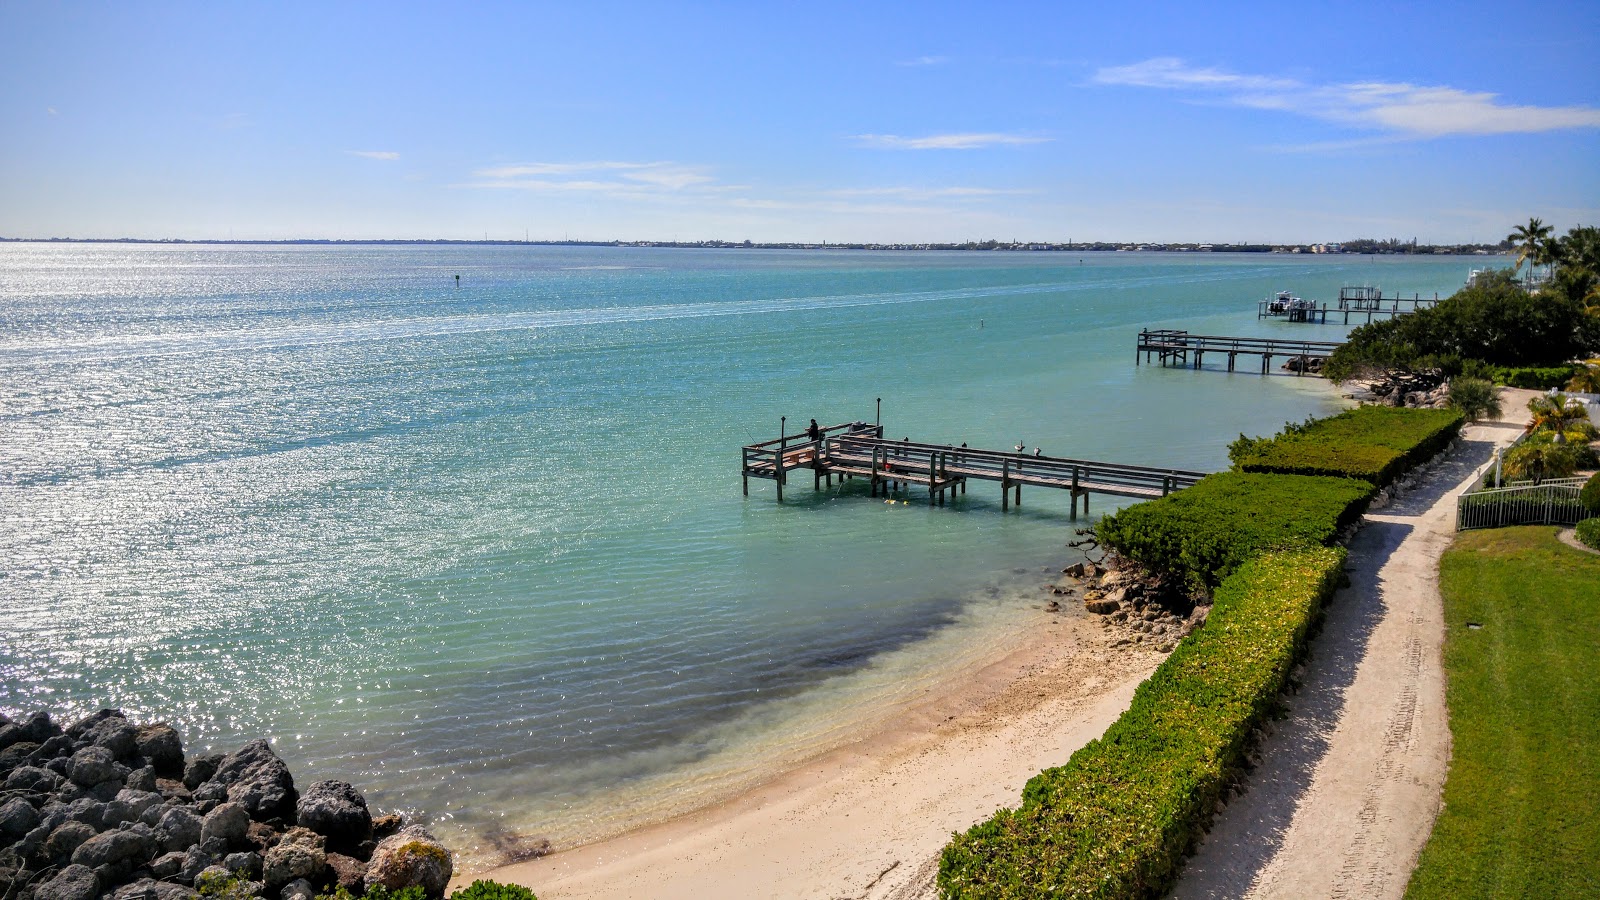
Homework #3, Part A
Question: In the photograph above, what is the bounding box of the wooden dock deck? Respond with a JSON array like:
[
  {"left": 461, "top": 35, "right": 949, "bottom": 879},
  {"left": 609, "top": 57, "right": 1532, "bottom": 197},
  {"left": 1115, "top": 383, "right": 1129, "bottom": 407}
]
[
  {"left": 1257, "top": 287, "right": 1442, "bottom": 325},
  {"left": 1136, "top": 329, "right": 1344, "bottom": 375},
  {"left": 741, "top": 421, "right": 1205, "bottom": 511}
]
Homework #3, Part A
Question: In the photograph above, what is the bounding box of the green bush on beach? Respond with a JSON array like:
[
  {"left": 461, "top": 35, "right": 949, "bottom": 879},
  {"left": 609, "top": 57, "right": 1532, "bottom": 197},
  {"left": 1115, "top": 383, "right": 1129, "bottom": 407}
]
[
  {"left": 1093, "top": 472, "right": 1371, "bottom": 589},
  {"left": 938, "top": 548, "right": 1346, "bottom": 899},
  {"left": 1229, "top": 406, "right": 1464, "bottom": 487}
]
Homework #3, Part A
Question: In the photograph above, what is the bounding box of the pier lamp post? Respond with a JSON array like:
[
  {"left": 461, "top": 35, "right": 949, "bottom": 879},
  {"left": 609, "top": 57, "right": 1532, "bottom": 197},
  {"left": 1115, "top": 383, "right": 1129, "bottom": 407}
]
[{"left": 876, "top": 397, "right": 881, "bottom": 426}]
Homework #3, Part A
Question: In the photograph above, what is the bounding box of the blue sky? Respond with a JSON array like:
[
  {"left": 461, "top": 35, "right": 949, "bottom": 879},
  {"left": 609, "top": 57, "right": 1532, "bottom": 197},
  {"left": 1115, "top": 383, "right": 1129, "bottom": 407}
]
[{"left": 2, "top": 1, "right": 1597, "bottom": 243}]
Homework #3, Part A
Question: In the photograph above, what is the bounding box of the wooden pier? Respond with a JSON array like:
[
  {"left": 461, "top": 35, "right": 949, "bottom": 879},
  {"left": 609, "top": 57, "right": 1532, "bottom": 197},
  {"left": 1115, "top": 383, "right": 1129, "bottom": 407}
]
[
  {"left": 1136, "top": 329, "right": 1344, "bottom": 375},
  {"left": 741, "top": 421, "right": 1205, "bottom": 512},
  {"left": 1257, "top": 287, "right": 1442, "bottom": 325}
]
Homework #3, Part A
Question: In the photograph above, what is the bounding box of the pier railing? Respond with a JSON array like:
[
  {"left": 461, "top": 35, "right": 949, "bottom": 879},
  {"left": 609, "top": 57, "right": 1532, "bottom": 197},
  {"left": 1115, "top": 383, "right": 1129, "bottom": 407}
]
[{"left": 1136, "top": 329, "right": 1344, "bottom": 374}]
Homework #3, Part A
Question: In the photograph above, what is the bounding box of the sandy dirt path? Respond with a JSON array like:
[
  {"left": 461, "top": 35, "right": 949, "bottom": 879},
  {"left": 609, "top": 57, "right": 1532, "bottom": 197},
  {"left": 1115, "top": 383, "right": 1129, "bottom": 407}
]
[
  {"left": 1172, "top": 393, "right": 1536, "bottom": 900},
  {"left": 480, "top": 612, "right": 1163, "bottom": 900}
]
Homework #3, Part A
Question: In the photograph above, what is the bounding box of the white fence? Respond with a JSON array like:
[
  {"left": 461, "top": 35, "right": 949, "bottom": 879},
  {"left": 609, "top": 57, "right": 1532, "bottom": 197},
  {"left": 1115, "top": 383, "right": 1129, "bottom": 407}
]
[{"left": 1456, "top": 478, "right": 1589, "bottom": 531}]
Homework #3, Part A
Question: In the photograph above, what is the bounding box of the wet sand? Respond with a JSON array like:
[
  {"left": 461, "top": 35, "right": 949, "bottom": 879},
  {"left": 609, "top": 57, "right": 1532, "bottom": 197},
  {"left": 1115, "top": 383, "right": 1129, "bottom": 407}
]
[{"left": 473, "top": 607, "right": 1163, "bottom": 899}]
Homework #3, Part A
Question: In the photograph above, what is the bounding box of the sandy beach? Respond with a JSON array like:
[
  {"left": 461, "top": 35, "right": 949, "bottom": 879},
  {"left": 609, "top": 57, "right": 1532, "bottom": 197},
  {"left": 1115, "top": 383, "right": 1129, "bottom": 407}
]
[{"left": 475, "top": 606, "right": 1164, "bottom": 899}]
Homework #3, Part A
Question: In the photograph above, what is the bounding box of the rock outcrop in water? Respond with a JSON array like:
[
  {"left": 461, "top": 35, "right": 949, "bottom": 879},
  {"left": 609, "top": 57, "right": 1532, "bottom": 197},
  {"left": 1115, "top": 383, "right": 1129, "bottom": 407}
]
[{"left": 0, "top": 710, "right": 452, "bottom": 900}]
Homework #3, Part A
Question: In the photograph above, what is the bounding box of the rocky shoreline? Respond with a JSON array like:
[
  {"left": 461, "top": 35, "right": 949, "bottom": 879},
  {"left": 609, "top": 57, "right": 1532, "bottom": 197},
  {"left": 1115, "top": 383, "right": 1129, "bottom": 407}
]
[{"left": 0, "top": 711, "right": 452, "bottom": 900}]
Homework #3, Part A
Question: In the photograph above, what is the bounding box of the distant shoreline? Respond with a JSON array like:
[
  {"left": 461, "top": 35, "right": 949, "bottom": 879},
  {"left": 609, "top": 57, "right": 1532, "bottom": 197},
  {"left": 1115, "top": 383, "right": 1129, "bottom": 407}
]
[{"left": 0, "top": 236, "right": 1510, "bottom": 256}]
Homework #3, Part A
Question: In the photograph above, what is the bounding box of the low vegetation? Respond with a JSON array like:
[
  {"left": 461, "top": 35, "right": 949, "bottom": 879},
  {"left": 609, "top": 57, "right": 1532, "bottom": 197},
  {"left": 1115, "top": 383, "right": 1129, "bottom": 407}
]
[
  {"left": 938, "top": 548, "right": 1346, "bottom": 899},
  {"left": 1577, "top": 518, "right": 1600, "bottom": 550},
  {"left": 1404, "top": 527, "right": 1600, "bottom": 899},
  {"left": 1228, "top": 406, "right": 1464, "bottom": 486},
  {"left": 1093, "top": 472, "right": 1370, "bottom": 589},
  {"left": 1582, "top": 472, "right": 1600, "bottom": 514},
  {"left": 1445, "top": 377, "right": 1500, "bottom": 422}
]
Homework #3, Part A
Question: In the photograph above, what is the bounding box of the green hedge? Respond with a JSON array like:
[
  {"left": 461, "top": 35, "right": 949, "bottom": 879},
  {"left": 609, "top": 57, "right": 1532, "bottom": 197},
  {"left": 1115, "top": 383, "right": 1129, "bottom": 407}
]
[
  {"left": 1233, "top": 406, "right": 1464, "bottom": 487},
  {"left": 937, "top": 548, "right": 1346, "bottom": 899},
  {"left": 1488, "top": 364, "right": 1582, "bottom": 390},
  {"left": 1094, "top": 472, "right": 1371, "bottom": 588},
  {"left": 1581, "top": 472, "right": 1600, "bottom": 515},
  {"left": 1577, "top": 518, "right": 1600, "bottom": 551}
]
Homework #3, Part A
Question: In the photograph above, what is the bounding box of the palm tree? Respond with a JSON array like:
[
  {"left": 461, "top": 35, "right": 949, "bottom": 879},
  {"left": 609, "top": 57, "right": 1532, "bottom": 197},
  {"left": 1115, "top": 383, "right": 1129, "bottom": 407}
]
[
  {"left": 1568, "top": 363, "right": 1600, "bottom": 394},
  {"left": 1507, "top": 217, "right": 1554, "bottom": 277}
]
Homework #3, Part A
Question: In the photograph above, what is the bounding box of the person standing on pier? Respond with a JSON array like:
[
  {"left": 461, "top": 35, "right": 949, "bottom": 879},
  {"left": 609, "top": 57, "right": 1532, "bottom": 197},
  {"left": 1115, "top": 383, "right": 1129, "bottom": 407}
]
[{"left": 806, "top": 419, "right": 821, "bottom": 442}]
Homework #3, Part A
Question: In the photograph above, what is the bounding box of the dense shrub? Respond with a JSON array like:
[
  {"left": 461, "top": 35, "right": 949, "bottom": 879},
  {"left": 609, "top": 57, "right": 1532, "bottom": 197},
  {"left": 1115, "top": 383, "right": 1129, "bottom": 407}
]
[
  {"left": 1582, "top": 473, "right": 1600, "bottom": 514},
  {"left": 1502, "top": 432, "right": 1600, "bottom": 481},
  {"left": 1488, "top": 365, "right": 1583, "bottom": 390},
  {"left": 1446, "top": 377, "right": 1501, "bottom": 421},
  {"left": 937, "top": 548, "right": 1346, "bottom": 899},
  {"left": 1230, "top": 406, "right": 1464, "bottom": 487},
  {"left": 1323, "top": 272, "right": 1600, "bottom": 382},
  {"left": 449, "top": 882, "right": 540, "bottom": 900},
  {"left": 1095, "top": 472, "right": 1371, "bottom": 588},
  {"left": 1577, "top": 518, "right": 1600, "bottom": 551}
]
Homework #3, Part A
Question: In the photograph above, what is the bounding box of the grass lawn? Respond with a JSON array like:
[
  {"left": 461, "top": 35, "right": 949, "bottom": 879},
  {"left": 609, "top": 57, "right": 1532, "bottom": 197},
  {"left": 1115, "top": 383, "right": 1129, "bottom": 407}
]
[{"left": 1405, "top": 526, "right": 1600, "bottom": 899}]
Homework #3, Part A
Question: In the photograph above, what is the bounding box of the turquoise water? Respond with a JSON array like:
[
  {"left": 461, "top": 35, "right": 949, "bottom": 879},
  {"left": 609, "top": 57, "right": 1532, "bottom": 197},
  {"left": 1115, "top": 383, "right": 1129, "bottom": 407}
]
[{"left": 0, "top": 244, "right": 1483, "bottom": 860}]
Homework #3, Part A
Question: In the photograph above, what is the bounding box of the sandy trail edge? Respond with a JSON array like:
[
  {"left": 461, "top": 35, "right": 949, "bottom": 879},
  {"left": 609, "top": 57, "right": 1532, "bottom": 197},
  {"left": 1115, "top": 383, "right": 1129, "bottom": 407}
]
[
  {"left": 1172, "top": 392, "right": 1538, "bottom": 900},
  {"left": 474, "top": 610, "right": 1163, "bottom": 900}
]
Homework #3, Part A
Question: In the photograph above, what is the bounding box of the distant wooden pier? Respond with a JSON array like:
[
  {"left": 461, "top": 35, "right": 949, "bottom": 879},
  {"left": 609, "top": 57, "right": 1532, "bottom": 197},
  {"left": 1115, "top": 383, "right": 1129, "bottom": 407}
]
[
  {"left": 741, "top": 421, "right": 1204, "bottom": 512},
  {"left": 1257, "top": 286, "right": 1442, "bottom": 325},
  {"left": 1136, "top": 329, "right": 1344, "bottom": 375}
]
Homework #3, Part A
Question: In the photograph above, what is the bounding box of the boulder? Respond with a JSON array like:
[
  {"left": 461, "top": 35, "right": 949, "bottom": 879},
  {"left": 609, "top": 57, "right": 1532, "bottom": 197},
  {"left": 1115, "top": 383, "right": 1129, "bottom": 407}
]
[
  {"left": 296, "top": 780, "right": 371, "bottom": 847},
  {"left": 1085, "top": 597, "right": 1120, "bottom": 615},
  {"left": 261, "top": 827, "right": 325, "bottom": 888},
  {"left": 68, "top": 746, "right": 124, "bottom": 787},
  {"left": 68, "top": 712, "right": 139, "bottom": 761},
  {"left": 111, "top": 879, "right": 200, "bottom": 900},
  {"left": 126, "top": 766, "right": 159, "bottom": 793},
  {"left": 211, "top": 740, "right": 296, "bottom": 822},
  {"left": 0, "top": 741, "right": 40, "bottom": 773},
  {"left": 1061, "top": 562, "right": 1087, "bottom": 578},
  {"left": 364, "top": 826, "right": 452, "bottom": 899},
  {"left": 66, "top": 798, "right": 107, "bottom": 829},
  {"left": 71, "top": 825, "right": 155, "bottom": 870},
  {"left": 104, "top": 789, "right": 162, "bottom": 827},
  {"left": 177, "top": 846, "right": 219, "bottom": 885},
  {"left": 0, "top": 796, "right": 41, "bottom": 839},
  {"left": 32, "top": 863, "right": 100, "bottom": 900},
  {"left": 370, "top": 813, "right": 403, "bottom": 839},
  {"left": 200, "top": 802, "right": 250, "bottom": 847},
  {"left": 224, "top": 849, "right": 263, "bottom": 879},
  {"left": 20, "top": 711, "right": 64, "bottom": 745},
  {"left": 324, "top": 852, "right": 368, "bottom": 891},
  {"left": 150, "top": 850, "right": 187, "bottom": 879},
  {"left": 281, "top": 879, "right": 316, "bottom": 900},
  {"left": 183, "top": 754, "right": 222, "bottom": 790},
  {"left": 158, "top": 806, "right": 204, "bottom": 852},
  {"left": 0, "top": 723, "right": 23, "bottom": 751},
  {"left": 6, "top": 764, "right": 62, "bottom": 794},
  {"left": 245, "top": 820, "right": 282, "bottom": 852},
  {"left": 135, "top": 724, "right": 185, "bottom": 776}
]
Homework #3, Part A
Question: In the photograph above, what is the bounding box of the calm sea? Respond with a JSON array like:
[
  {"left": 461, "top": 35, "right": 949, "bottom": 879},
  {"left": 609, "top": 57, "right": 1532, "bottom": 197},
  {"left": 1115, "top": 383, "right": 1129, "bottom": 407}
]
[{"left": 0, "top": 244, "right": 1483, "bottom": 861}]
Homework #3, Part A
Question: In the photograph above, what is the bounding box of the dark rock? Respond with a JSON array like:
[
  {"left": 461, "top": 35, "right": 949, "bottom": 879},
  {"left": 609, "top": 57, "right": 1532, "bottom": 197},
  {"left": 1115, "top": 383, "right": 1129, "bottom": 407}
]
[
  {"left": 158, "top": 806, "right": 204, "bottom": 852},
  {"left": 150, "top": 850, "right": 186, "bottom": 880},
  {"left": 20, "top": 711, "right": 64, "bottom": 745},
  {"left": 183, "top": 754, "right": 222, "bottom": 791},
  {"left": 0, "top": 741, "right": 42, "bottom": 773},
  {"left": 0, "top": 723, "right": 23, "bottom": 751},
  {"left": 212, "top": 741, "right": 297, "bottom": 822},
  {"left": 194, "top": 865, "right": 232, "bottom": 887},
  {"left": 105, "top": 790, "right": 162, "bottom": 828},
  {"left": 18, "top": 822, "right": 53, "bottom": 863},
  {"left": 32, "top": 863, "right": 100, "bottom": 900},
  {"left": 280, "top": 878, "right": 316, "bottom": 900},
  {"left": 192, "top": 781, "right": 229, "bottom": 804},
  {"left": 111, "top": 878, "right": 200, "bottom": 900},
  {"left": 34, "top": 734, "right": 75, "bottom": 762},
  {"left": 177, "top": 847, "right": 218, "bottom": 885},
  {"left": 126, "top": 766, "right": 159, "bottom": 793},
  {"left": 324, "top": 852, "right": 368, "bottom": 892},
  {"left": 6, "top": 765, "right": 62, "bottom": 794},
  {"left": 199, "top": 834, "right": 230, "bottom": 857},
  {"left": 296, "top": 781, "right": 371, "bottom": 848},
  {"left": 370, "top": 814, "right": 402, "bottom": 840},
  {"left": 71, "top": 826, "right": 155, "bottom": 869},
  {"left": 68, "top": 747, "right": 124, "bottom": 787},
  {"left": 353, "top": 839, "right": 378, "bottom": 861},
  {"left": 364, "top": 826, "right": 452, "bottom": 899},
  {"left": 1085, "top": 598, "right": 1120, "bottom": 615},
  {"left": 67, "top": 798, "right": 107, "bottom": 829},
  {"left": 156, "top": 777, "right": 193, "bottom": 803},
  {"left": 224, "top": 850, "right": 263, "bottom": 879},
  {"left": 245, "top": 821, "right": 281, "bottom": 852},
  {"left": 88, "top": 777, "right": 127, "bottom": 802},
  {"left": 134, "top": 725, "right": 185, "bottom": 776},
  {"left": 201, "top": 803, "right": 250, "bottom": 847},
  {"left": 0, "top": 796, "right": 41, "bottom": 839},
  {"left": 261, "top": 827, "right": 325, "bottom": 888},
  {"left": 45, "top": 755, "right": 74, "bottom": 777},
  {"left": 70, "top": 712, "right": 139, "bottom": 762}
]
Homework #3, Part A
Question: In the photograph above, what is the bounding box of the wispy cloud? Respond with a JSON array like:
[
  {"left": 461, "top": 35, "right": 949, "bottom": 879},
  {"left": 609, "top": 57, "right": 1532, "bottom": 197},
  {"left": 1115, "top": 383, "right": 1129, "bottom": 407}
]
[
  {"left": 851, "top": 132, "right": 1051, "bottom": 150},
  {"left": 897, "top": 55, "right": 949, "bottom": 67},
  {"left": 46, "top": 107, "right": 58, "bottom": 116},
  {"left": 826, "top": 186, "right": 1034, "bottom": 199},
  {"left": 464, "top": 161, "right": 720, "bottom": 197},
  {"left": 1093, "top": 57, "right": 1600, "bottom": 137},
  {"left": 347, "top": 150, "right": 400, "bottom": 160}
]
